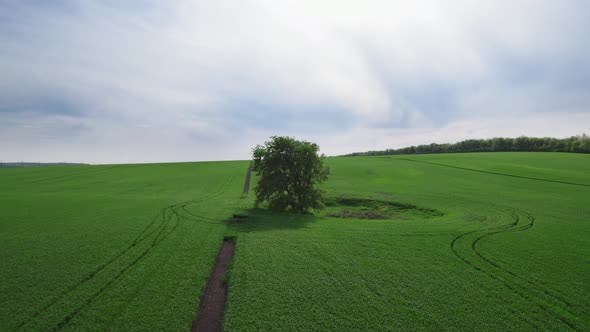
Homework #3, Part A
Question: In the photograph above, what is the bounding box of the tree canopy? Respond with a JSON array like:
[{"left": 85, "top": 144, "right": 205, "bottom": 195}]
[
  {"left": 344, "top": 134, "right": 590, "bottom": 157},
  {"left": 252, "top": 136, "right": 330, "bottom": 213}
]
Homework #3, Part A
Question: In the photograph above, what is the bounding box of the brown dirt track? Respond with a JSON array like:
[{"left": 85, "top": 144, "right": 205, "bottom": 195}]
[{"left": 192, "top": 238, "right": 235, "bottom": 332}]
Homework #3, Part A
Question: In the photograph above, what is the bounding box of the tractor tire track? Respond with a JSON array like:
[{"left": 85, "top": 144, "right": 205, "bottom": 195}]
[
  {"left": 450, "top": 204, "right": 580, "bottom": 329},
  {"left": 397, "top": 158, "right": 590, "bottom": 187},
  {"left": 450, "top": 208, "right": 548, "bottom": 329},
  {"left": 473, "top": 207, "right": 580, "bottom": 328},
  {"left": 472, "top": 207, "right": 590, "bottom": 319},
  {"left": 51, "top": 206, "right": 182, "bottom": 331},
  {"left": 15, "top": 212, "right": 167, "bottom": 330},
  {"left": 180, "top": 176, "right": 237, "bottom": 224},
  {"left": 408, "top": 164, "right": 587, "bottom": 327},
  {"left": 48, "top": 175, "right": 238, "bottom": 330},
  {"left": 16, "top": 176, "right": 237, "bottom": 331}
]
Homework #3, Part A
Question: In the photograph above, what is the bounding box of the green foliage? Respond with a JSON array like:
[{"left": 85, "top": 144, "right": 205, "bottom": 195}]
[
  {"left": 252, "top": 136, "right": 330, "bottom": 213},
  {"left": 346, "top": 134, "right": 590, "bottom": 156},
  {"left": 2, "top": 153, "right": 590, "bottom": 331},
  {"left": 225, "top": 152, "right": 590, "bottom": 331},
  {"left": 0, "top": 161, "right": 248, "bottom": 331}
]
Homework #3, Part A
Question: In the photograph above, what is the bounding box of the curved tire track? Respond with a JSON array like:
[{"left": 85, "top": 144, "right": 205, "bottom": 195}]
[
  {"left": 451, "top": 204, "right": 582, "bottom": 329},
  {"left": 17, "top": 175, "right": 237, "bottom": 331}
]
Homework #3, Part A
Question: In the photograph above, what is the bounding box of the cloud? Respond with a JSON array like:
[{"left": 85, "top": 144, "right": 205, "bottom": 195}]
[{"left": 0, "top": 0, "right": 589, "bottom": 162}]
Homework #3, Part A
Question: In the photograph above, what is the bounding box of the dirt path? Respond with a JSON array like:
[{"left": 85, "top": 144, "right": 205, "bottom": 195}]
[
  {"left": 192, "top": 238, "right": 235, "bottom": 332},
  {"left": 242, "top": 162, "right": 252, "bottom": 194}
]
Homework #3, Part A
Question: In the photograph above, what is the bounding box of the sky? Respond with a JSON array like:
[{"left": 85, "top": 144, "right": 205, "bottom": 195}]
[{"left": 1, "top": 0, "right": 589, "bottom": 163}]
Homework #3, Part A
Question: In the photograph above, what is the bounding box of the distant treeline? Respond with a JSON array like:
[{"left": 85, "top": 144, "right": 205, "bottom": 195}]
[
  {"left": 345, "top": 134, "right": 590, "bottom": 156},
  {"left": 0, "top": 162, "right": 88, "bottom": 168}
]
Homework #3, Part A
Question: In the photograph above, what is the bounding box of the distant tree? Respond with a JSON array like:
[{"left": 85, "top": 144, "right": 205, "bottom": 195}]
[
  {"left": 492, "top": 137, "right": 513, "bottom": 151},
  {"left": 343, "top": 134, "right": 590, "bottom": 157},
  {"left": 252, "top": 136, "right": 330, "bottom": 213}
]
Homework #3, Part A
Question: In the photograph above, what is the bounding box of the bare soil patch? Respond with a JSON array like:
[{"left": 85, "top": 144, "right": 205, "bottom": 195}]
[
  {"left": 325, "top": 197, "right": 443, "bottom": 220},
  {"left": 192, "top": 237, "right": 235, "bottom": 332}
]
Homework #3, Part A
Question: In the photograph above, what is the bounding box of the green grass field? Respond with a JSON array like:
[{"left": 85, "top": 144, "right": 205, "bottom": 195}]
[
  {"left": 1, "top": 152, "right": 589, "bottom": 331},
  {"left": 0, "top": 161, "right": 248, "bottom": 331}
]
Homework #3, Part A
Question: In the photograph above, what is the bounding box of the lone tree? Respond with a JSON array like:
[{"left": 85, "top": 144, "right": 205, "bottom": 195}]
[{"left": 252, "top": 136, "right": 330, "bottom": 213}]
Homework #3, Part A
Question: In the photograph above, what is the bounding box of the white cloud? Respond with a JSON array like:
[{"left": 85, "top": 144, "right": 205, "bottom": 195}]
[{"left": 0, "top": 0, "right": 589, "bottom": 162}]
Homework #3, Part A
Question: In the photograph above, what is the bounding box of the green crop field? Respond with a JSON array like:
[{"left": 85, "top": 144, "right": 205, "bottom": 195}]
[
  {"left": 0, "top": 161, "right": 248, "bottom": 331},
  {"left": 1, "top": 152, "right": 589, "bottom": 331}
]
